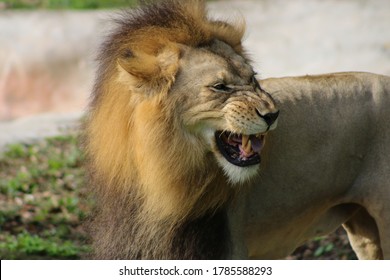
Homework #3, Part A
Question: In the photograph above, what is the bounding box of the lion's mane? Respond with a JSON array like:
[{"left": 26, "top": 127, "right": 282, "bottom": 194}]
[{"left": 84, "top": 0, "right": 246, "bottom": 259}]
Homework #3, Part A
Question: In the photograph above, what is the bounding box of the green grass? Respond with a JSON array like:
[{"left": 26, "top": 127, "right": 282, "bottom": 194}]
[
  {"left": 0, "top": 134, "right": 91, "bottom": 259},
  {"left": 2, "top": 0, "right": 138, "bottom": 9},
  {"left": 0, "top": 133, "right": 356, "bottom": 259},
  {"left": 0, "top": 232, "right": 87, "bottom": 259}
]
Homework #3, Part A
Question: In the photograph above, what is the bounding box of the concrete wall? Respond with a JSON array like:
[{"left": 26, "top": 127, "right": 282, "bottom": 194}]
[
  {"left": 1, "top": 0, "right": 389, "bottom": 121},
  {"left": 0, "top": 10, "right": 111, "bottom": 120}
]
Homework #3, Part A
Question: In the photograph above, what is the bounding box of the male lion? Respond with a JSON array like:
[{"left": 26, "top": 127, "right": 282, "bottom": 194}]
[
  {"left": 85, "top": 0, "right": 278, "bottom": 259},
  {"left": 85, "top": 0, "right": 390, "bottom": 259}
]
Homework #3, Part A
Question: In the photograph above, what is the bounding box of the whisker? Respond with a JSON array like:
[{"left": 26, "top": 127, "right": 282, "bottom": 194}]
[{"left": 219, "top": 129, "right": 227, "bottom": 138}]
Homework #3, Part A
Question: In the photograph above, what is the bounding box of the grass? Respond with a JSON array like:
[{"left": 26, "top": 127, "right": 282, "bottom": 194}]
[
  {"left": 0, "top": 134, "right": 91, "bottom": 259},
  {"left": 0, "top": 134, "right": 356, "bottom": 259},
  {"left": 2, "top": 0, "right": 138, "bottom": 9}
]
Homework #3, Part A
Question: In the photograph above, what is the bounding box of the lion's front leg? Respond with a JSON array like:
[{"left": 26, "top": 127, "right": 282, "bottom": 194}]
[
  {"left": 373, "top": 205, "right": 390, "bottom": 260},
  {"left": 343, "top": 207, "right": 383, "bottom": 260}
]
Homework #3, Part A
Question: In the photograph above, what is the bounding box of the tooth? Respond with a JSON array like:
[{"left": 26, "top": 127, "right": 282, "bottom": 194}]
[
  {"left": 242, "top": 134, "right": 249, "bottom": 148},
  {"left": 243, "top": 139, "right": 252, "bottom": 154}
]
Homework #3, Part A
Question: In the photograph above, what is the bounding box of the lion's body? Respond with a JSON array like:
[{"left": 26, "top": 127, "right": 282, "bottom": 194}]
[
  {"left": 85, "top": 0, "right": 390, "bottom": 260},
  {"left": 228, "top": 72, "right": 390, "bottom": 259}
]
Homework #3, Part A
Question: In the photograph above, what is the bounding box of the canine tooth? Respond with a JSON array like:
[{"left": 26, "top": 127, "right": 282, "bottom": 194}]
[
  {"left": 242, "top": 134, "right": 249, "bottom": 147},
  {"left": 243, "top": 139, "right": 252, "bottom": 154}
]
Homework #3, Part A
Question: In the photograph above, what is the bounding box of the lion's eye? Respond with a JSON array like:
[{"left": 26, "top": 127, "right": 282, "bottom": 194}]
[{"left": 211, "top": 83, "right": 232, "bottom": 93}]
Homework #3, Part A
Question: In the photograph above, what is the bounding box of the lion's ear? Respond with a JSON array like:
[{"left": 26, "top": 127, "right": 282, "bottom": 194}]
[{"left": 117, "top": 44, "right": 180, "bottom": 92}]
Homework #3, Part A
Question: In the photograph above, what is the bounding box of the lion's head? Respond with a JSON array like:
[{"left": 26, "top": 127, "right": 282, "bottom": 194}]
[{"left": 85, "top": 0, "right": 278, "bottom": 258}]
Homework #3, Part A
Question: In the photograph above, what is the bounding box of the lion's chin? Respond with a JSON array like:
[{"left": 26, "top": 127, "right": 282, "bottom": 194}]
[
  {"left": 207, "top": 130, "right": 264, "bottom": 184},
  {"left": 219, "top": 159, "right": 260, "bottom": 185}
]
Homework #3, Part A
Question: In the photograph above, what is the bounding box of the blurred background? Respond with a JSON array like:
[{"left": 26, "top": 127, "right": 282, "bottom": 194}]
[
  {"left": 1, "top": 0, "right": 390, "bottom": 142},
  {"left": 0, "top": 0, "right": 389, "bottom": 259}
]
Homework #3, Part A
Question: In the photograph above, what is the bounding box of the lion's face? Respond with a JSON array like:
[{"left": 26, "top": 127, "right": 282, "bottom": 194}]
[
  {"left": 170, "top": 40, "right": 279, "bottom": 183},
  {"left": 110, "top": 39, "right": 278, "bottom": 191}
]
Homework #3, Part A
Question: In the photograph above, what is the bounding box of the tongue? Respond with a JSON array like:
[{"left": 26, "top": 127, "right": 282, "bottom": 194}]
[{"left": 250, "top": 135, "right": 264, "bottom": 153}]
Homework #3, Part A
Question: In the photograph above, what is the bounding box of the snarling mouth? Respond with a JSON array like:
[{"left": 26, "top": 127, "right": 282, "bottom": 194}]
[{"left": 215, "top": 131, "right": 266, "bottom": 167}]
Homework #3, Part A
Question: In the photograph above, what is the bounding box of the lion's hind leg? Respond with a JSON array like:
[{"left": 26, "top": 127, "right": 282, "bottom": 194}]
[{"left": 342, "top": 206, "right": 383, "bottom": 259}]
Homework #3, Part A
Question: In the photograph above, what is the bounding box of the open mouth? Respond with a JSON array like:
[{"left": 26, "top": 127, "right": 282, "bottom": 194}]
[{"left": 215, "top": 131, "right": 266, "bottom": 167}]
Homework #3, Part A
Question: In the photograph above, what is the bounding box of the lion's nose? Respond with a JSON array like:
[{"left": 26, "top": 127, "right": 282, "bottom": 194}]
[{"left": 256, "top": 109, "right": 279, "bottom": 127}]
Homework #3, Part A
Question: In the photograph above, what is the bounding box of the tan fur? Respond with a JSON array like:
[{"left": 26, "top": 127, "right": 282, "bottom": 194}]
[
  {"left": 84, "top": 0, "right": 277, "bottom": 259},
  {"left": 227, "top": 72, "right": 390, "bottom": 260}
]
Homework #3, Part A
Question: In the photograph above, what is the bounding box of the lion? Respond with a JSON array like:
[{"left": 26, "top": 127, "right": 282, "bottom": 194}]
[
  {"left": 84, "top": 0, "right": 278, "bottom": 259},
  {"left": 234, "top": 72, "right": 390, "bottom": 260},
  {"left": 84, "top": 0, "right": 390, "bottom": 260}
]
